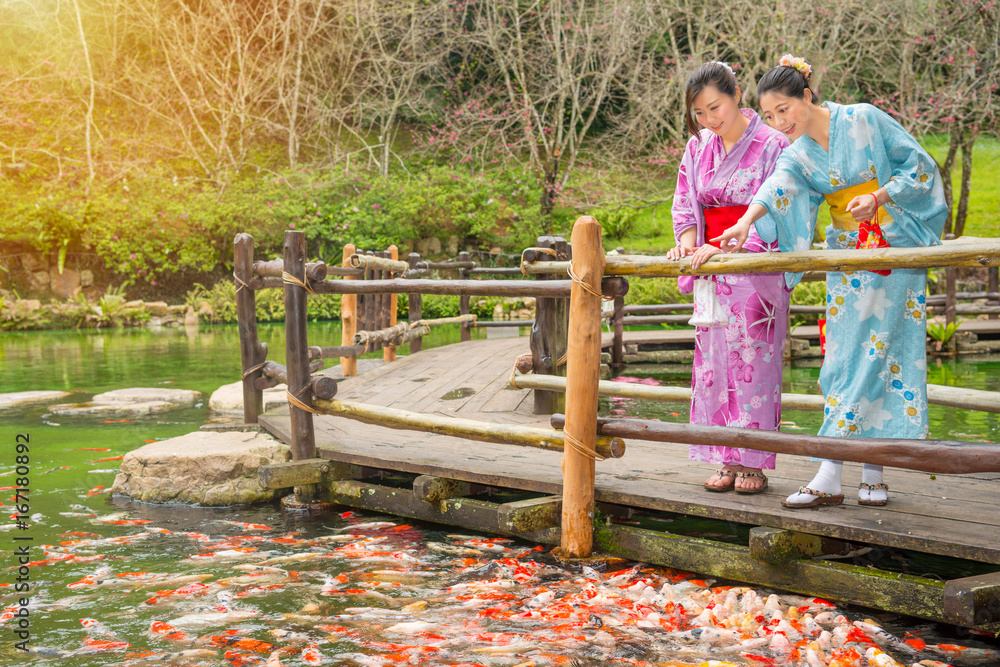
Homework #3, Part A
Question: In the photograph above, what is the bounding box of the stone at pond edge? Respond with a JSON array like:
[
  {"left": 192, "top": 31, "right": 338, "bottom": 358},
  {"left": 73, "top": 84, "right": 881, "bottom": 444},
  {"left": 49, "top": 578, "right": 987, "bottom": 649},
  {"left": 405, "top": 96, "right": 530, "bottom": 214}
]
[
  {"left": 111, "top": 430, "right": 291, "bottom": 505},
  {"left": 91, "top": 388, "right": 202, "bottom": 404},
  {"left": 0, "top": 390, "right": 74, "bottom": 409}
]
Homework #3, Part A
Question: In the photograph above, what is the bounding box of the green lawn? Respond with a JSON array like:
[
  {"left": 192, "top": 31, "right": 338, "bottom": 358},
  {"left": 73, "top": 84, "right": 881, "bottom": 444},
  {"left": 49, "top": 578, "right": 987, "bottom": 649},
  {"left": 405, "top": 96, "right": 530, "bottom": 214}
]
[{"left": 620, "top": 135, "right": 999, "bottom": 253}]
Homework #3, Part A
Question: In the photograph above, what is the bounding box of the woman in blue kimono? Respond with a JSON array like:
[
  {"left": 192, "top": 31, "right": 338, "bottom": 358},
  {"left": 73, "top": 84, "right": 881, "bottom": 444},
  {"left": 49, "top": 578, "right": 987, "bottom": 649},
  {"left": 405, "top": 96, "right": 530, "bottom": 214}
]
[{"left": 713, "top": 55, "right": 947, "bottom": 508}]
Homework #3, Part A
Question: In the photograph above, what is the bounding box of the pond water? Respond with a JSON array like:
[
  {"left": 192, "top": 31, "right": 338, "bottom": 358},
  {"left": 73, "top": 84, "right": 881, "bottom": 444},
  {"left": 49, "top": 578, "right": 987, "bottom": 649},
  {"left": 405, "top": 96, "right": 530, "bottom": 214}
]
[{"left": 1, "top": 324, "right": 998, "bottom": 667}]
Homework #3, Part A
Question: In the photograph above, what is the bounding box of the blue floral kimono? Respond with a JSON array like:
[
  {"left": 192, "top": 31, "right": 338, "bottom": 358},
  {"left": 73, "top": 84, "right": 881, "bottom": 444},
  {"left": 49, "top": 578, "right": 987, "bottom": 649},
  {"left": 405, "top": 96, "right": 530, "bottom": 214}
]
[{"left": 752, "top": 102, "right": 947, "bottom": 440}]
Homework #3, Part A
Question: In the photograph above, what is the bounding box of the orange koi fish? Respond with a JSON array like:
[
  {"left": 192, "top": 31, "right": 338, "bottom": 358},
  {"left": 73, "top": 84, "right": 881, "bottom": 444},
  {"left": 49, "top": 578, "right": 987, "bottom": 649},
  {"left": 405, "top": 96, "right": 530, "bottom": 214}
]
[
  {"left": 207, "top": 637, "right": 275, "bottom": 654},
  {"left": 220, "top": 521, "right": 272, "bottom": 531},
  {"left": 86, "top": 486, "right": 106, "bottom": 496},
  {"left": 82, "top": 638, "right": 131, "bottom": 650},
  {"left": 89, "top": 456, "right": 124, "bottom": 463},
  {"left": 78, "top": 448, "right": 111, "bottom": 451}
]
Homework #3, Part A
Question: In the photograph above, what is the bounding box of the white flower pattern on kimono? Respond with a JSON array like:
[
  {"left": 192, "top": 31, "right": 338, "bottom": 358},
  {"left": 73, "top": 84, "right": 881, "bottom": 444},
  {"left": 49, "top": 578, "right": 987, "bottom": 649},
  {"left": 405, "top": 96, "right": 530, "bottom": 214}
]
[
  {"left": 862, "top": 330, "right": 890, "bottom": 361},
  {"left": 858, "top": 396, "right": 893, "bottom": 432},
  {"left": 853, "top": 286, "right": 893, "bottom": 322}
]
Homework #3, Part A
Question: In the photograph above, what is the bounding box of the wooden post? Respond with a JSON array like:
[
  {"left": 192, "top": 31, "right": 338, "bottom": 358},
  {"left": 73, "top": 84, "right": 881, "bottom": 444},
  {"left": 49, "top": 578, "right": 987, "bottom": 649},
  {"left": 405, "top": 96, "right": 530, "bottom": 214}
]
[
  {"left": 531, "top": 236, "right": 570, "bottom": 414},
  {"left": 611, "top": 295, "right": 624, "bottom": 370},
  {"left": 283, "top": 230, "right": 316, "bottom": 460},
  {"left": 385, "top": 245, "right": 399, "bottom": 361},
  {"left": 364, "top": 250, "right": 376, "bottom": 349},
  {"left": 340, "top": 244, "right": 358, "bottom": 377},
  {"left": 408, "top": 252, "right": 423, "bottom": 354},
  {"left": 560, "top": 217, "right": 604, "bottom": 558},
  {"left": 459, "top": 250, "right": 472, "bottom": 343},
  {"left": 234, "top": 234, "right": 267, "bottom": 424},
  {"left": 989, "top": 267, "right": 998, "bottom": 320},
  {"left": 945, "top": 234, "right": 957, "bottom": 328}
]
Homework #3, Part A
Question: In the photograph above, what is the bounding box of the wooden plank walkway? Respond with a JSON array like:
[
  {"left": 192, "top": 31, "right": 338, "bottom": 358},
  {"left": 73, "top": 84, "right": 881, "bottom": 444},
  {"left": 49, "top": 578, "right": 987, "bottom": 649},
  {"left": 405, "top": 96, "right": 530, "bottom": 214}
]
[{"left": 260, "top": 335, "right": 1000, "bottom": 565}]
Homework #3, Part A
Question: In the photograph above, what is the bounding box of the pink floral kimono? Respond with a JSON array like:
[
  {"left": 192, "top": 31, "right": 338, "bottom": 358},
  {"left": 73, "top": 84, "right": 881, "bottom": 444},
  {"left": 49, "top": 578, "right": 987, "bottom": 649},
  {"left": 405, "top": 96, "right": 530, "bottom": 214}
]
[{"left": 671, "top": 109, "right": 791, "bottom": 469}]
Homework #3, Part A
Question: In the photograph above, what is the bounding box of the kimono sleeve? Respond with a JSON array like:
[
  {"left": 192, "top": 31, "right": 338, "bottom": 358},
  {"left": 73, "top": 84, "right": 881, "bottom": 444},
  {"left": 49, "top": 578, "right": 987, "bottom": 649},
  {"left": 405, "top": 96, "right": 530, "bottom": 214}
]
[
  {"left": 671, "top": 136, "right": 701, "bottom": 243},
  {"left": 859, "top": 104, "right": 947, "bottom": 246},
  {"left": 751, "top": 150, "right": 824, "bottom": 288}
]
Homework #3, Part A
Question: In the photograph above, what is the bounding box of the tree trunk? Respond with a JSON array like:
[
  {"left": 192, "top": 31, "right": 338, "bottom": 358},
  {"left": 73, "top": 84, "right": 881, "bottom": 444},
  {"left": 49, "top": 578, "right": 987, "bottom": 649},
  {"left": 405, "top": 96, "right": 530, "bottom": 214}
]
[
  {"left": 938, "top": 124, "right": 962, "bottom": 237},
  {"left": 955, "top": 134, "right": 975, "bottom": 238}
]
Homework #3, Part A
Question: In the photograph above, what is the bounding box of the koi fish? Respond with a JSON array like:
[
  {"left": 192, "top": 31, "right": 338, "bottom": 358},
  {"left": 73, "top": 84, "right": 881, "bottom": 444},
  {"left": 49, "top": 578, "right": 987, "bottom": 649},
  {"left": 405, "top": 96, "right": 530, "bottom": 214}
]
[
  {"left": 86, "top": 485, "right": 107, "bottom": 496},
  {"left": 90, "top": 456, "right": 124, "bottom": 463},
  {"left": 301, "top": 643, "right": 325, "bottom": 665},
  {"left": 205, "top": 636, "right": 275, "bottom": 654},
  {"left": 219, "top": 521, "right": 272, "bottom": 531},
  {"left": 149, "top": 621, "right": 192, "bottom": 644},
  {"left": 41, "top": 466, "right": 71, "bottom": 474},
  {"left": 78, "top": 448, "right": 112, "bottom": 451}
]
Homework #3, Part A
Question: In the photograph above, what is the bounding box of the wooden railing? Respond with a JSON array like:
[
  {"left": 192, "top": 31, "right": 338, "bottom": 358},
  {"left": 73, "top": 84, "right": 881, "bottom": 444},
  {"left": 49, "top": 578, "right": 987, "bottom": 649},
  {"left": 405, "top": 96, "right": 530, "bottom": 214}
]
[{"left": 521, "top": 218, "right": 1000, "bottom": 557}]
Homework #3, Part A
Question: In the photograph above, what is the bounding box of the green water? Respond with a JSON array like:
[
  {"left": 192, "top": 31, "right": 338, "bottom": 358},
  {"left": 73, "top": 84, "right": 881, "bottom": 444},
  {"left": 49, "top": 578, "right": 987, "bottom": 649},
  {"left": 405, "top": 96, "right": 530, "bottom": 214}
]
[{"left": 1, "top": 325, "right": 999, "bottom": 665}]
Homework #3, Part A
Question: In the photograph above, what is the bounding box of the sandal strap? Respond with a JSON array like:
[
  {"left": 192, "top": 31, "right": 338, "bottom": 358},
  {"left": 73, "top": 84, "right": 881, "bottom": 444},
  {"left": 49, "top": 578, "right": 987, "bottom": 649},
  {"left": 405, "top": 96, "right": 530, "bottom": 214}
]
[
  {"left": 859, "top": 482, "right": 888, "bottom": 491},
  {"left": 738, "top": 470, "right": 766, "bottom": 479},
  {"left": 715, "top": 468, "right": 739, "bottom": 477},
  {"left": 797, "top": 485, "right": 836, "bottom": 498}
]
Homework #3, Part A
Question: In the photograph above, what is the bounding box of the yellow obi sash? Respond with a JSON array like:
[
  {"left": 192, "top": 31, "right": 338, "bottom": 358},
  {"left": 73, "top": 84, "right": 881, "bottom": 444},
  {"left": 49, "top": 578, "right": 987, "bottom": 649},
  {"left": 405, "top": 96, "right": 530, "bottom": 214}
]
[{"left": 824, "top": 180, "right": 894, "bottom": 231}]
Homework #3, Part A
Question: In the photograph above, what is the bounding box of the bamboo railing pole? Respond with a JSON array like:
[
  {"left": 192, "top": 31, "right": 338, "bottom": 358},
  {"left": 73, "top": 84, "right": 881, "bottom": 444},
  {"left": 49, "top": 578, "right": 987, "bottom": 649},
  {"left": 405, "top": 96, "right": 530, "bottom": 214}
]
[
  {"left": 515, "top": 373, "right": 1000, "bottom": 414},
  {"left": 234, "top": 234, "right": 266, "bottom": 423},
  {"left": 312, "top": 398, "right": 625, "bottom": 458},
  {"left": 283, "top": 230, "right": 315, "bottom": 460},
  {"left": 385, "top": 245, "right": 399, "bottom": 362},
  {"left": 341, "top": 244, "right": 358, "bottom": 377},
  {"left": 459, "top": 251, "right": 472, "bottom": 343},
  {"left": 407, "top": 252, "right": 423, "bottom": 354},
  {"left": 549, "top": 415, "right": 1000, "bottom": 474},
  {"left": 561, "top": 216, "right": 604, "bottom": 558},
  {"left": 521, "top": 241, "right": 1000, "bottom": 276}
]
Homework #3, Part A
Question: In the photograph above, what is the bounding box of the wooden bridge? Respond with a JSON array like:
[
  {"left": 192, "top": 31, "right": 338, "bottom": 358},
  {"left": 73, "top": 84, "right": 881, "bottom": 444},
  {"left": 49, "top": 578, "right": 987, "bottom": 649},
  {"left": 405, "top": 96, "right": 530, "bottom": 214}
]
[{"left": 235, "top": 224, "right": 1000, "bottom": 631}]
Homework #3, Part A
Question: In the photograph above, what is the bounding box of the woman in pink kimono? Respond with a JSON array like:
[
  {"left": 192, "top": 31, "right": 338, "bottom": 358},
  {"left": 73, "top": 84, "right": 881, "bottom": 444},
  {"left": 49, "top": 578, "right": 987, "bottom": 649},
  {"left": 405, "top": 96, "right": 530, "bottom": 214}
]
[{"left": 667, "top": 62, "right": 791, "bottom": 494}]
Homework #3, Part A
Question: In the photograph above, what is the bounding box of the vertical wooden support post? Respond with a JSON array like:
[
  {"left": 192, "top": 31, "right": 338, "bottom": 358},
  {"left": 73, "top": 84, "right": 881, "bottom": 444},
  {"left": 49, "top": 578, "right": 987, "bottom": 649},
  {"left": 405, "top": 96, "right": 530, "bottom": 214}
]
[
  {"left": 945, "top": 234, "right": 956, "bottom": 328},
  {"left": 611, "top": 295, "right": 624, "bottom": 370},
  {"left": 234, "top": 234, "right": 266, "bottom": 424},
  {"left": 531, "top": 236, "right": 570, "bottom": 415},
  {"left": 989, "top": 267, "right": 998, "bottom": 320},
  {"left": 385, "top": 245, "right": 399, "bottom": 361},
  {"left": 364, "top": 251, "right": 376, "bottom": 347},
  {"left": 408, "top": 252, "right": 423, "bottom": 354},
  {"left": 560, "top": 216, "right": 604, "bottom": 558},
  {"left": 340, "top": 244, "right": 358, "bottom": 377},
  {"left": 283, "top": 230, "right": 316, "bottom": 460},
  {"left": 459, "top": 250, "right": 472, "bottom": 342}
]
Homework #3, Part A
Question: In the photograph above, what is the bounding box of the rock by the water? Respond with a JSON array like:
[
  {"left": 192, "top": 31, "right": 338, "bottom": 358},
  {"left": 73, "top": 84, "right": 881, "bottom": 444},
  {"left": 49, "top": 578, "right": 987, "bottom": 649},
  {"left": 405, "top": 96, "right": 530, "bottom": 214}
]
[
  {"left": 49, "top": 400, "right": 178, "bottom": 416},
  {"left": 111, "top": 429, "right": 291, "bottom": 505},
  {"left": 49, "top": 387, "right": 202, "bottom": 416},
  {"left": 0, "top": 390, "right": 73, "bottom": 409},
  {"left": 91, "top": 388, "right": 201, "bottom": 404}
]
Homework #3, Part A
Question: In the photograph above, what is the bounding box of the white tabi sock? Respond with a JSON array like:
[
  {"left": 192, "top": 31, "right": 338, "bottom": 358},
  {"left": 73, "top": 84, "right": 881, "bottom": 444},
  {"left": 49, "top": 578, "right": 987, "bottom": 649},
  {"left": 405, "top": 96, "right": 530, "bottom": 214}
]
[
  {"left": 784, "top": 460, "right": 843, "bottom": 505},
  {"left": 859, "top": 463, "right": 887, "bottom": 504}
]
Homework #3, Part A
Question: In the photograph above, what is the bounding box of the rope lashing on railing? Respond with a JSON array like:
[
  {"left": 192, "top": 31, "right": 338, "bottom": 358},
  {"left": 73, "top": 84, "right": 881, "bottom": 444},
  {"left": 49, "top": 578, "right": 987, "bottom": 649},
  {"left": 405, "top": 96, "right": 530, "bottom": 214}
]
[
  {"left": 286, "top": 385, "right": 323, "bottom": 415},
  {"left": 562, "top": 430, "right": 606, "bottom": 462},
  {"left": 241, "top": 361, "right": 267, "bottom": 380},
  {"left": 520, "top": 247, "right": 558, "bottom": 276},
  {"left": 233, "top": 272, "right": 252, "bottom": 293},
  {"left": 345, "top": 253, "right": 409, "bottom": 275},
  {"left": 282, "top": 270, "right": 317, "bottom": 295},
  {"left": 355, "top": 315, "right": 474, "bottom": 350},
  {"left": 568, "top": 260, "right": 614, "bottom": 302}
]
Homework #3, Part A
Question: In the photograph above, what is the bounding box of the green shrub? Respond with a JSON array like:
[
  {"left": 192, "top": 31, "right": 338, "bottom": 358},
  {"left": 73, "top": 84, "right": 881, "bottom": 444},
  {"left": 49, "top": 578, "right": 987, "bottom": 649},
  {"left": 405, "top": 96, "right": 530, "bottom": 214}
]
[{"left": 623, "top": 277, "right": 690, "bottom": 305}]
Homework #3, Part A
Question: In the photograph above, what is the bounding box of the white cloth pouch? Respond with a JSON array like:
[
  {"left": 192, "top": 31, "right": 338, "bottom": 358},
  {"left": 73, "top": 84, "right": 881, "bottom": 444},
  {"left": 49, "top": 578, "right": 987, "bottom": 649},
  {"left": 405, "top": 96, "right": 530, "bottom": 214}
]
[{"left": 688, "top": 277, "right": 729, "bottom": 328}]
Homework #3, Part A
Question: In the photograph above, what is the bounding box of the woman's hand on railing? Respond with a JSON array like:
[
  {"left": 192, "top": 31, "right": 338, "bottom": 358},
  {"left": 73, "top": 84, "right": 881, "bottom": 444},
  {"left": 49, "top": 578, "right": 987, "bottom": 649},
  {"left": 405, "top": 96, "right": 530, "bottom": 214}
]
[
  {"left": 666, "top": 244, "right": 695, "bottom": 261},
  {"left": 689, "top": 245, "right": 721, "bottom": 270}
]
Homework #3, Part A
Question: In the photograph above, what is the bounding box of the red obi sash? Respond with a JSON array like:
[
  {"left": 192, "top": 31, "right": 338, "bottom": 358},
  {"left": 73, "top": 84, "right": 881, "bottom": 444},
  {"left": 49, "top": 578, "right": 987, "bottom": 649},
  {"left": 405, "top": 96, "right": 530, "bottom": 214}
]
[{"left": 703, "top": 205, "right": 749, "bottom": 249}]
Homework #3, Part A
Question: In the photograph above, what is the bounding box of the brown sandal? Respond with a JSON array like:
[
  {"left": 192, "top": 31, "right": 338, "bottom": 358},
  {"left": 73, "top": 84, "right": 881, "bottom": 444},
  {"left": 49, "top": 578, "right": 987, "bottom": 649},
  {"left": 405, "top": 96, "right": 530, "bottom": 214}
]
[
  {"left": 704, "top": 468, "right": 739, "bottom": 493},
  {"left": 734, "top": 470, "right": 769, "bottom": 495}
]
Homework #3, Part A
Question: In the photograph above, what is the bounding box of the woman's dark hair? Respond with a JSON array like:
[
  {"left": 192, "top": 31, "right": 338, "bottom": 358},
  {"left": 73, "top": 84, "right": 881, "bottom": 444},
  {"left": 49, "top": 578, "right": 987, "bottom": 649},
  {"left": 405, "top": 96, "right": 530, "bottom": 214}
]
[
  {"left": 684, "top": 62, "right": 739, "bottom": 136},
  {"left": 757, "top": 60, "right": 821, "bottom": 105}
]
